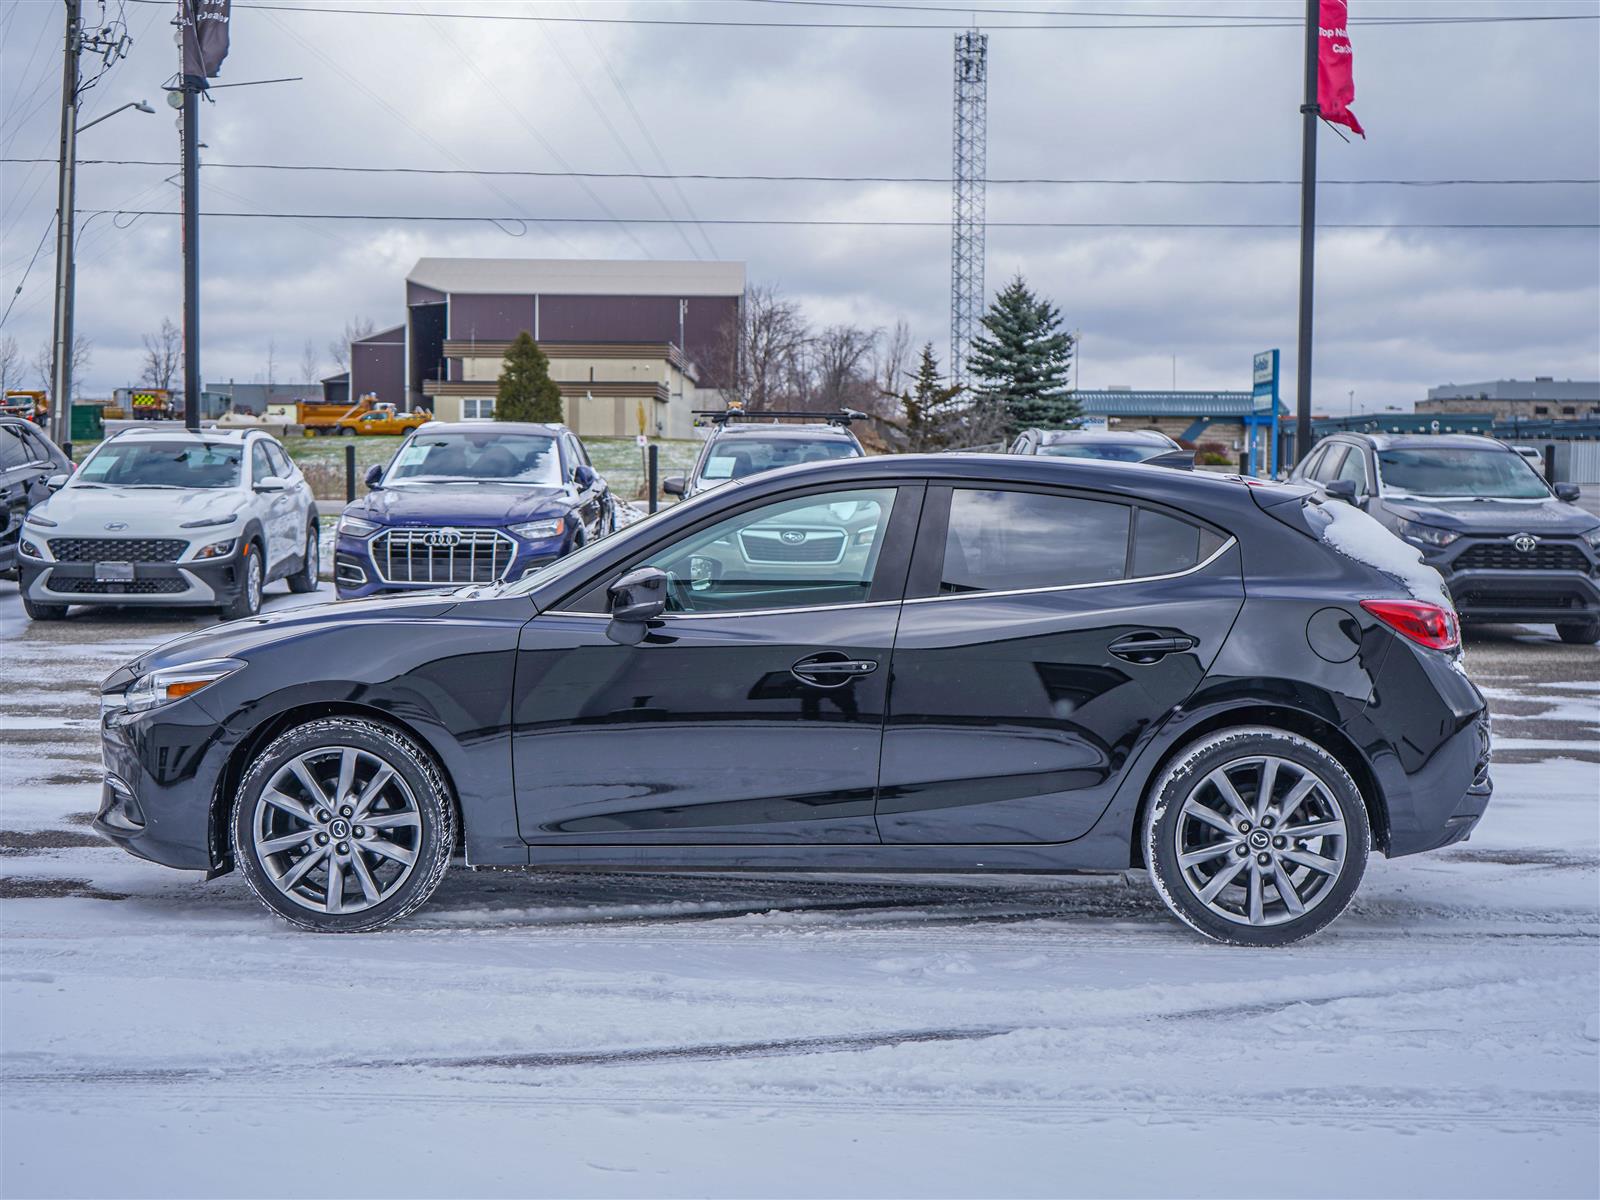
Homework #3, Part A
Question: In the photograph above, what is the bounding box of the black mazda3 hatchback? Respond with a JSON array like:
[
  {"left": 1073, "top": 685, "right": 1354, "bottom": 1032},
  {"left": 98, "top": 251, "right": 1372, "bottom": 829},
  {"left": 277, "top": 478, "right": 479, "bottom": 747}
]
[{"left": 96, "top": 454, "right": 1492, "bottom": 945}]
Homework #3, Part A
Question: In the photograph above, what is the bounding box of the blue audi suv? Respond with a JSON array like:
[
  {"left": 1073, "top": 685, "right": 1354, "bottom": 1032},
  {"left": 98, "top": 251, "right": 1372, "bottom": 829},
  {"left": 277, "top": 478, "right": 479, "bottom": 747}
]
[{"left": 333, "top": 422, "right": 615, "bottom": 599}]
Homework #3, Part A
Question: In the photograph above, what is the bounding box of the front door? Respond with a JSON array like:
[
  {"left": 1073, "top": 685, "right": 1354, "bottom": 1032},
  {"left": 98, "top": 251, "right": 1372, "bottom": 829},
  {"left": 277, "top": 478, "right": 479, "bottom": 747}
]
[
  {"left": 878, "top": 484, "right": 1244, "bottom": 844},
  {"left": 512, "top": 483, "right": 920, "bottom": 844}
]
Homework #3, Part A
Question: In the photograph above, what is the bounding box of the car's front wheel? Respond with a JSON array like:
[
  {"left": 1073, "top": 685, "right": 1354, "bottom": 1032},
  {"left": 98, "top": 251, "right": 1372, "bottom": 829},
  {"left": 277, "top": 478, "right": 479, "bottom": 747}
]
[
  {"left": 220, "top": 542, "right": 263, "bottom": 620},
  {"left": 232, "top": 717, "right": 455, "bottom": 932},
  {"left": 1556, "top": 619, "right": 1600, "bottom": 646},
  {"left": 1145, "top": 727, "right": 1370, "bottom": 947}
]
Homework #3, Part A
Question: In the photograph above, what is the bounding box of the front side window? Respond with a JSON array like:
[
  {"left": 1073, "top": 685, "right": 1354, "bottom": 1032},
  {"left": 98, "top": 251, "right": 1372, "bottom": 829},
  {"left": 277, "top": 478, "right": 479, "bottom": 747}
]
[
  {"left": 1378, "top": 447, "right": 1550, "bottom": 499},
  {"left": 698, "top": 436, "right": 860, "bottom": 483},
  {"left": 75, "top": 441, "right": 243, "bottom": 489},
  {"left": 385, "top": 432, "right": 562, "bottom": 486},
  {"left": 1312, "top": 446, "right": 1348, "bottom": 483},
  {"left": 251, "top": 442, "right": 273, "bottom": 483},
  {"left": 941, "top": 489, "right": 1131, "bottom": 594},
  {"left": 641, "top": 487, "right": 898, "bottom": 614},
  {"left": 1334, "top": 446, "right": 1370, "bottom": 493},
  {"left": 264, "top": 442, "right": 294, "bottom": 477}
]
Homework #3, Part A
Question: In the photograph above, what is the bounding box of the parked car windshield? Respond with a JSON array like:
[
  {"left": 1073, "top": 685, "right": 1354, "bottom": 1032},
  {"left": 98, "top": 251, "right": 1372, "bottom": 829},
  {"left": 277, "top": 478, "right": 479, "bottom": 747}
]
[
  {"left": 1038, "top": 442, "right": 1160, "bottom": 463},
  {"left": 1378, "top": 447, "right": 1550, "bottom": 499},
  {"left": 74, "top": 441, "right": 242, "bottom": 489},
  {"left": 386, "top": 432, "right": 562, "bottom": 485},
  {"left": 700, "top": 436, "right": 860, "bottom": 482}
]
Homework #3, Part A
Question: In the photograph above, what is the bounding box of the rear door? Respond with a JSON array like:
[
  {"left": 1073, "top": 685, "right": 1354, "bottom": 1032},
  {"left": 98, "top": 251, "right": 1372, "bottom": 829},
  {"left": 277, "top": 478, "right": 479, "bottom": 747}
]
[{"left": 877, "top": 484, "right": 1245, "bottom": 844}]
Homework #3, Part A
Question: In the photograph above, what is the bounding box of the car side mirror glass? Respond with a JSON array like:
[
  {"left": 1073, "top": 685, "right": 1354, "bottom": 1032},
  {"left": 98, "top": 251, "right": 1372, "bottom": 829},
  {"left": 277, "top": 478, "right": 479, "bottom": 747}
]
[
  {"left": 573, "top": 464, "right": 597, "bottom": 489},
  {"left": 1325, "top": 479, "right": 1359, "bottom": 504},
  {"left": 608, "top": 566, "right": 668, "bottom": 624},
  {"left": 45, "top": 472, "right": 68, "bottom": 491},
  {"left": 364, "top": 463, "right": 384, "bottom": 490},
  {"left": 661, "top": 475, "right": 685, "bottom": 496},
  {"left": 1554, "top": 482, "right": 1580, "bottom": 502}
]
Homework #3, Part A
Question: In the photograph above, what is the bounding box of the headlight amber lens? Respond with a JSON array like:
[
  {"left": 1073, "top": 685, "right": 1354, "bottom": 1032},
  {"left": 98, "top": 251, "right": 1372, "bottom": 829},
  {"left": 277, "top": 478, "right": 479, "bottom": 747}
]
[
  {"left": 119, "top": 659, "right": 245, "bottom": 714},
  {"left": 193, "top": 538, "right": 237, "bottom": 560}
]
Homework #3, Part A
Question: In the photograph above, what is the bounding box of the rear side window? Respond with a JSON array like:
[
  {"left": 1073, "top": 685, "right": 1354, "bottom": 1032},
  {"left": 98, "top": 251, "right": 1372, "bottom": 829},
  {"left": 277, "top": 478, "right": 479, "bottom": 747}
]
[
  {"left": 941, "top": 489, "right": 1131, "bottom": 593},
  {"left": 0, "top": 428, "right": 29, "bottom": 471}
]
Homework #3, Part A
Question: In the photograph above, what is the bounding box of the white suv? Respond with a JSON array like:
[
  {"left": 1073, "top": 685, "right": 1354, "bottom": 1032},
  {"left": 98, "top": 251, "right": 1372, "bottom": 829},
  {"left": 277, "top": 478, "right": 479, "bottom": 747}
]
[{"left": 18, "top": 428, "right": 319, "bottom": 621}]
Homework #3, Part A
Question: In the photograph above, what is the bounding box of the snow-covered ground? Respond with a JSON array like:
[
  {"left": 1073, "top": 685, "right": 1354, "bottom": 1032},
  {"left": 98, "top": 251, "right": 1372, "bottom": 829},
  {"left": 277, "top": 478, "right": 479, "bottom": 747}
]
[{"left": 1, "top": 582, "right": 1595, "bottom": 1199}]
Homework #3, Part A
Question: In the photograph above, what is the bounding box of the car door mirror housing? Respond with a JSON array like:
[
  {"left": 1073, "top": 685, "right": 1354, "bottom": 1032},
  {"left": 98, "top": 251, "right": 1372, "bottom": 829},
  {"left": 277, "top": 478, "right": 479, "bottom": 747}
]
[
  {"left": 609, "top": 566, "right": 668, "bottom": 623},
  {"left": 1325, "top": 479, "right": 1360, "bottom": 505},
  {"left": 364, "top": 463, "right": 384, "bottom": 490},
  {"left": 45, "top": 472, "right": 69, "bottom": 492},
  {"left": 254, "top": 476, "right": 289, "bottom": 493},
  {"left": 661, "top": 475, "right": 686, "bottom": 496},
  {"left": 1554, "top": 482, "right": 1580, "bottom": 502},
  {"left": 573, "top": 464, "right": 598, "bottom": 490}
]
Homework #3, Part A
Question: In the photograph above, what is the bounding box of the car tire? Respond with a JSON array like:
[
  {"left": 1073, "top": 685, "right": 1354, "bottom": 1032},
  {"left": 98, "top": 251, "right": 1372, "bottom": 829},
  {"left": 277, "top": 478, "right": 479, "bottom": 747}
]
[
  {"left": 22, "top": 594, "right": 68, "bottom": 620},
  {"left": 232, "top": 717, "right": 454, "bottom": 932},
  {"left": 220, "top": 542, "right": 264, "bottom": 621},
  {"left": 1556, "top": 619, "right": 1600, "bottom": 646},
  {"left": 287, "top": 522, "right": 320, "bottom": 593},
  {"left": 1144, "top": 726, "right": 1370, "bottom": 947},
  {"left": 341, "top": 426, "right": 355, "bottom": 437}
]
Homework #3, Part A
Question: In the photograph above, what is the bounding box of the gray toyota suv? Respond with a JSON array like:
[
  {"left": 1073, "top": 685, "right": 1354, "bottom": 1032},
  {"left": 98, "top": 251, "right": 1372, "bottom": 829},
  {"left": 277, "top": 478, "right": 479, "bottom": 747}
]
[{"left": 1291, "top": 433, "right": 1600, "bottom": 644}]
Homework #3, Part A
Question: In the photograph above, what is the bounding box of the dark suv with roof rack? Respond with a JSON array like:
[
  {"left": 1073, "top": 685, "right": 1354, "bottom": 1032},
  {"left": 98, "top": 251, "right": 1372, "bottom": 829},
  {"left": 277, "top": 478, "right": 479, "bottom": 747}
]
[
  {"left": 1291, "top": 433, "right": 1600, "bottom": 644},
  {"left": 662, "top": 408, "right": 865, "bottom": 499}
]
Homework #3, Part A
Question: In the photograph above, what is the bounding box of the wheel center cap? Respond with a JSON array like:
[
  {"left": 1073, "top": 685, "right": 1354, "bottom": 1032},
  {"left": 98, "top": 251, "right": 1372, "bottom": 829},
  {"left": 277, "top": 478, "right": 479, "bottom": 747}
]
[
  {"left": 329, "top": 818, "right": 351, "bottom": 839},
  {"left": 1248, "top": 830, "right": 1271, "bottom": 851}
]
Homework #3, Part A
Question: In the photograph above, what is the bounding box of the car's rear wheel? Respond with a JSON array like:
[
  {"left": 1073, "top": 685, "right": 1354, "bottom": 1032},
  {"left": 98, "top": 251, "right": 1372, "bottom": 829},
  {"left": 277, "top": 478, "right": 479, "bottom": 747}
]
[
  {"left": 1145, "top": 727, "right": 1370, "bottom": 947},
  {"left": 232, "top": 717, "right": 454, "bottom": 932},
  {"left": 287, "top": 522, "right": 319, "bottom": 593},
  {"left": 1556, "top": 619, "right": 1600, "bottom": 645}
]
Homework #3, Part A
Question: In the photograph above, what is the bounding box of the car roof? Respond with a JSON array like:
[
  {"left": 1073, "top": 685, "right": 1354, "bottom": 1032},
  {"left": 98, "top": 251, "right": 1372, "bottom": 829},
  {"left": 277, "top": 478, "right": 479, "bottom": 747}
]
[
  {"left": 411, "top": 420, "right": 567, "bottom": 436},
  {"left": 1036, "top": 429, "right": 1177, "bottom": 445},
  {"left": 1326, "top": 432, "right": 1509, "bottom": 452},
  {"left": 709, "top": 422, "right": 856, "bottom": 440},
  {"left": 109, "top": 426, "right": 258, "bottom": 442}
]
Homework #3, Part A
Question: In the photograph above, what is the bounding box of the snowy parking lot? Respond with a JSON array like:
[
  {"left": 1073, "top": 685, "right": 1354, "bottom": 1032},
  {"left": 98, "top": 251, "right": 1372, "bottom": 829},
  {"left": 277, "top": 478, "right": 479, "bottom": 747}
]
[{"left": 1, "top": 581, "right": 1595, "bottom": 1199}]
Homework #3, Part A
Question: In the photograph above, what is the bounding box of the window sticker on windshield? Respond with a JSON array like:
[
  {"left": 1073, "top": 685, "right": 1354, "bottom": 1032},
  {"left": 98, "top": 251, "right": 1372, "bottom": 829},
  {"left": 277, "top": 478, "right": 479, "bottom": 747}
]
[
  {"left": 394, "top": 445, "right": 429, "bottom": 469},
  {"left": 79, "top": 453, "right": 117, "bottom": 478},
  {"left": 703, "top": 456, "right": 735, "bottom": 479}
]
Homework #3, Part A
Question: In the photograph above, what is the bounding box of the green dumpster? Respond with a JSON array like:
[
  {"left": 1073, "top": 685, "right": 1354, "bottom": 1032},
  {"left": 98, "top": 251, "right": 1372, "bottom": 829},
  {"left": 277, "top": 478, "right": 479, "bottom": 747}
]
[{"left": 70, "top": 403, "right": 104, "bottom": 443}]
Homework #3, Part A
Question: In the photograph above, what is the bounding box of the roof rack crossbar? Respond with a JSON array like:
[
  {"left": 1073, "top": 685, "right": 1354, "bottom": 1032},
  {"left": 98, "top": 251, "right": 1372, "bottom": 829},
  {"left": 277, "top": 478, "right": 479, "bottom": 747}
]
[{"left": 692, "top": 408, "right": 867, "bottom": 427}]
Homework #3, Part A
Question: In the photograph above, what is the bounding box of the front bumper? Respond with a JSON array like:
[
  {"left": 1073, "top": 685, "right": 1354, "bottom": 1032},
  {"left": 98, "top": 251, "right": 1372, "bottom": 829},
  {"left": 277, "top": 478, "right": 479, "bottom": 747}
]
[
  {"left": 1420, "top": 536, "right": 1600, "bottom": 624},
  {"left": 334, "top": 527, "right": 566, "bottom": 599},
  {"left": 19, "top": 546, "right": 248, "bottom": 608}
]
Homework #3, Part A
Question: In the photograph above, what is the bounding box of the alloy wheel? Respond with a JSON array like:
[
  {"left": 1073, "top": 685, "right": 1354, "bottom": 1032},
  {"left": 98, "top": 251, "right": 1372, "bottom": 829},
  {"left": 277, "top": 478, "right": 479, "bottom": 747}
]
[
  {"left": 1171, "top": 754, "right": 1350, "bottom": 927},
  {"left": 250, "top": 745, "right": 422, "bottom": 914},
  {"left": 246, "top": 551, "right": 262, "bottom": 611}
]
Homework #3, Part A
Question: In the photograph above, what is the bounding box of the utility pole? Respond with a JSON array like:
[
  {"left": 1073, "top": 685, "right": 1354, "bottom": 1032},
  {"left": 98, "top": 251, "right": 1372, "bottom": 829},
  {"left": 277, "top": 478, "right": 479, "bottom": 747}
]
[
  {"left": 1293, "top": 0, "right": 1319, "bottom": 464},
  {"left": 949, "top": 28, "right": 987, "bottom": 390},
  {"left": 48, "top": 0, "right": 83, "bottom": 448},
  {"left": 181, "top": 88, "right": 201, "bottom": 429}
]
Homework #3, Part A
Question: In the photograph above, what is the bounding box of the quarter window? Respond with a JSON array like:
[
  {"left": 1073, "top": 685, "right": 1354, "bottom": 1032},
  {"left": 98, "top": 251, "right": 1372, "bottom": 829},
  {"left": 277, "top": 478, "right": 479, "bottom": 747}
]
[{"left": 941, "top": 489, "right": 1130, "bottom": 594}]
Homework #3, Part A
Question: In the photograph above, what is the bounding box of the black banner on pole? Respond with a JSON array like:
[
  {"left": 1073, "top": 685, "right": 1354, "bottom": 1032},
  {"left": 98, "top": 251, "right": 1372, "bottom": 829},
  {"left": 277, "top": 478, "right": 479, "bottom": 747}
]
[{"left": 180, "top": 0, "right": 232, "bottom": 87}]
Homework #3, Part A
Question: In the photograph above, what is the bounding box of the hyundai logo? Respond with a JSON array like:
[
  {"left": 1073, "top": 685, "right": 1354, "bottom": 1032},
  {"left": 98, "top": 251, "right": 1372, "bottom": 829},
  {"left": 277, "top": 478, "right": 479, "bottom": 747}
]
[
  {"left": 104, "top": 521, "right": 128, "bottom": 531},
  {"left": 422, "top": 528, "right": 462, "bottom": 548},
  {"left": 780, "top": 530, "right": 806, "bottom": 545},
  {"left": 1510, "top": 533, "right": 1539, "bottom": 554}
]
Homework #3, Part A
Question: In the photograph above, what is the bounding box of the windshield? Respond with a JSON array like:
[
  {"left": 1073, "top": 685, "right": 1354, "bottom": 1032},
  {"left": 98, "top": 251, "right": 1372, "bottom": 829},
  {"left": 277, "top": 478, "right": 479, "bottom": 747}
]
[
  {"left": 1039, "top": 442, "right": 1159, "bottom": 463},
  {"left": 699, "top": 436, "right": 859, "bottom": 482},
  {"left": 386, "top": 433, "right": 562, "bottom": 485},
  {"left": 1378, "top": 447, "right": 1550, "bottom": 499},
  {"left": 75, "top": 441, "right": 242, "bottom": 489}
]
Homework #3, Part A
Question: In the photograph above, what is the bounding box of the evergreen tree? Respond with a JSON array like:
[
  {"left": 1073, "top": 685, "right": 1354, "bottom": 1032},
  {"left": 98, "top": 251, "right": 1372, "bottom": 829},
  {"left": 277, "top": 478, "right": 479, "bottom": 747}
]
[
  {"left": 495, "top": 331, "right": 563, "bottom": 423},
  {"left": 899, "top": 343, "right": 965, "bottom": 451},
  {"left": 967, "top": 274, "right": 1078, "bottom": 437}
]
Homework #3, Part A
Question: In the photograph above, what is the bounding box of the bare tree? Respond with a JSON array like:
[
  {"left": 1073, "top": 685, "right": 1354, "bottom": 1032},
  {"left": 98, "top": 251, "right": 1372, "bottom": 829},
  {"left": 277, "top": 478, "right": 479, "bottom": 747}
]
[
  {"left": 873, "top": 319, "right": 912, "bottom": 408},
  {"left": 33, "top": 336, "right": 91, "bottom": 396},
  {"left": 140, "top": 318, "right": 181, "bottom": 390},
  {"left": 0, "top": 335, "right": 21, "bottom": 394},
  {"left": 717, "top": 284, "right": 810, "bottom": 411},
  {"left": 264, "top": 339, "right": 278, "bottom": 388},
  {"left": 808, "top": 323, "right": 881, "bottom": 413},
  {"left": 328, "top": 316, "right": 376, "bottom": 373},
  {"left": 299, "top": 338, "right": 320, "bottom": 384}
]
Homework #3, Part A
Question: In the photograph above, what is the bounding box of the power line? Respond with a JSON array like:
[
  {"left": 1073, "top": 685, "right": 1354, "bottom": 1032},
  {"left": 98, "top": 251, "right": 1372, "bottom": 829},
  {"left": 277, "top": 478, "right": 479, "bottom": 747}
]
[
  {"left": 741, "top": 0, "right": 1600, "bottom": 22},
  {"left": 0, "top": 213, "right": 56, "bottom": 331},
  {"left": 11, "top": 158, "right": 1595, "bottom": 187},
  {"left": 119, "top": 0, "right": 1600, "bottom": 30},
  {"left": 80, "top": 208, "right": 1600, "bottom": 230}
]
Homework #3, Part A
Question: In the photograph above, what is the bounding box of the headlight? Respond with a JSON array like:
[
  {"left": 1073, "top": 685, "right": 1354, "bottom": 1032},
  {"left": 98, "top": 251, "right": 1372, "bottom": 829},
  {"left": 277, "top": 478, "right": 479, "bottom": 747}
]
[
  {"left": 193, "top": 537, "right": 237, "bottom": 560},
  {"left": 19, "top": 537, "right": 43, "bottom": 559},
  {"left": 338, "top": 515, "right": 380, "bottom": 538},
  {"left": 23, "top": 512, "right": 56, "bottom": 528},
  {"left": 180, "top": 513, "right": 239, "bottom": 529},
  {"left": 1395, "top": 518, "right": 1460, "bottom": 548},
  {"left": 116, "top": 658, "right": 244, "bottom": 715},
  {"left": 510, "top": 517, "right": 564, "bottom": 540},
  {"left": 1582, "top": 526, "right": 1600, "bottom": 551}
]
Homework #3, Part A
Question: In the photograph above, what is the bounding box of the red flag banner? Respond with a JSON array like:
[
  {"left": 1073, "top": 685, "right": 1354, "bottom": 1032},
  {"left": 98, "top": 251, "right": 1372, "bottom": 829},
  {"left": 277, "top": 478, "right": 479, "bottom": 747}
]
[{"left": 1318, "top": 0, "right": 1364, "bottom": 137}]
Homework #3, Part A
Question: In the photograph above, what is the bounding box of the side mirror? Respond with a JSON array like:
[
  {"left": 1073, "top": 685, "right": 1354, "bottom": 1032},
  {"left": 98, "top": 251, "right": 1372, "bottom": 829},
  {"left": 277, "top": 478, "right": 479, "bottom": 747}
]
[
  {"left": 1325, "top": 479, "right": 1360, "bottom": 505},
  {"left": 364, "top": 464, "right": 384, "bottom": 490},
  {"left": 1554, "top": 482, "right": 1580, "bottom": 502},
  {"left": 254, "top": 476, "right": 288, "bottom": 493},
  {"left": 608, "top": 566, "right": 668, "bottom": 623},
  {"left": 573, "top": 463, "right": 598, "bottom": 490},
  {"left": 661, "top": 475, "right": 686, "bottom": 497},
  {"left": 45, "top": 472, "right": 69, "bottom": 492}
]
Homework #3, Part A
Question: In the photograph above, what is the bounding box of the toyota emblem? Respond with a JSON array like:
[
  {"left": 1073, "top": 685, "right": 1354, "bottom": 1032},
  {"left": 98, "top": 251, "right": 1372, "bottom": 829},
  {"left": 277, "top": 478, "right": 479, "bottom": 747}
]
[
  {"left": 1511, "top": 533, "right": 1539, "bottom": 554},
  {"left": 780, "top": 530, "right": 806, "bottom": 545},
  {"left": 104, "top": 521, "right": 128, "bottom": 531},
  {"left": 423, "top": 527, "right": 462, "bottom": 548}
]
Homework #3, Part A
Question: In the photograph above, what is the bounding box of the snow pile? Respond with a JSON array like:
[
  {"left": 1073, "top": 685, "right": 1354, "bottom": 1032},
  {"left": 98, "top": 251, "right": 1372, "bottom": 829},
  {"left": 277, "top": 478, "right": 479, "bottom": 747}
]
[{"left": 1315, "top": 500, "right": 1454, "bottom": 611}]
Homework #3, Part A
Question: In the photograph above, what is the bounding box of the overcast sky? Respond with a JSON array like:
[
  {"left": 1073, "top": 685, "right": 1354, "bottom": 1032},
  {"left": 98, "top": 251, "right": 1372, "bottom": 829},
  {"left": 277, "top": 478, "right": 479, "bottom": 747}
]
[{"left": 2, "top": 0, "right": 1596, "bottom": 414}]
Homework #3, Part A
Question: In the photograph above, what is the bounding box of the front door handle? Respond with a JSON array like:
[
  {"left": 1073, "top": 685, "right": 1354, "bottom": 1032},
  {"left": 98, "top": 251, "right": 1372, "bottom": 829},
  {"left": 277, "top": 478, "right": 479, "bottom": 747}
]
[
  {"left": 791, "top": 654, "right": 879, "bottom": 687},
  {"left": 1108, "top": 632, "right": 1197, "bottom": 663}
]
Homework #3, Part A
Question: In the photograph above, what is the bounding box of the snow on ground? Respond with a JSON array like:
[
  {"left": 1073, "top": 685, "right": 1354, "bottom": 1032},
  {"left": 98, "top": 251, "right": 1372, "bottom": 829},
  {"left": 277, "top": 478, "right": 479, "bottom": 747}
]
[{"left": 1, "top": 582, "right": 1596, "bottom": 1199}]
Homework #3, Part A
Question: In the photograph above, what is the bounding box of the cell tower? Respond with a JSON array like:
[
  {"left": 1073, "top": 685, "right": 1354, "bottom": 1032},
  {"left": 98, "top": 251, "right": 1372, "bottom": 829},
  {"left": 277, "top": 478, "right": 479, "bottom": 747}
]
[{"left": 949, "top": 29, "right": 988, "bottom": 389}]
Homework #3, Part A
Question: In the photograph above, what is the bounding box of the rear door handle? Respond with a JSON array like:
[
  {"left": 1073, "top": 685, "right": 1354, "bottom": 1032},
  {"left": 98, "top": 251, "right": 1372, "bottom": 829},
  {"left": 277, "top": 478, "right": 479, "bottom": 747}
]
[
  {"left": 1108, "top": 632, "right": 1197, "bottom": 663},
  {"left": 791, "top": 654, "right": 879, "bottom": 687}
]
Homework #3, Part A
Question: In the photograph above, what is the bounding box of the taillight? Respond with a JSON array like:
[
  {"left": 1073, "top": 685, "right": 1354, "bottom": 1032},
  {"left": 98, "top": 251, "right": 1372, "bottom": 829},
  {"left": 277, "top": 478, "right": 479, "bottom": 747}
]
[{"left": 1360, "top": 599, "right": 1460, "bottom": 651}]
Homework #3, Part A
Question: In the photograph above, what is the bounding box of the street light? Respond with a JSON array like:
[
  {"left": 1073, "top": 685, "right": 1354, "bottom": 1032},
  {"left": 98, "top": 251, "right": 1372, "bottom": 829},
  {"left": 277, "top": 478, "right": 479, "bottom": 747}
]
[{"left": 77, "top": 98, "right": 155, "bottom": 133}]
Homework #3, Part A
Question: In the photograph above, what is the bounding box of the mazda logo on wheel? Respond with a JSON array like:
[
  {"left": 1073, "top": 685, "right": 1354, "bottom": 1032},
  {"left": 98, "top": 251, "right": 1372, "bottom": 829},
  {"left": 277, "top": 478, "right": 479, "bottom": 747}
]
[
  {"left": 1510, "top": 533, "right": 1539, "bottom": 554},
  {"left": 423, "top": 527, "right": 462, "bottom": 548}
]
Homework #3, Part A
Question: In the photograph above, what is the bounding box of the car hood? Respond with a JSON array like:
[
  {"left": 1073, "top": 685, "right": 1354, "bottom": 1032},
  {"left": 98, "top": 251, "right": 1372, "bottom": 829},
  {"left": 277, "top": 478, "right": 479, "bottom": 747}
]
[
  {"left": 350, "top": 482, "right": 570, "bottom": 526},
  {"left": 35, "top": 485, "right": 245, "bottom": 533},
  {"left": 1380, "top": 495, "right": 1598, "bottom": 536},
  {"left": 116, "top": 591, "right": 464, "bottom": 682}
]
